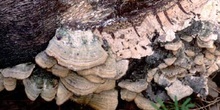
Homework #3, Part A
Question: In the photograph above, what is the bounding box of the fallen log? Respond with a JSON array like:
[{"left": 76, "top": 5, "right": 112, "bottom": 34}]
[{"left": 0, "top": 0, "right": 219, "bottom": 110}]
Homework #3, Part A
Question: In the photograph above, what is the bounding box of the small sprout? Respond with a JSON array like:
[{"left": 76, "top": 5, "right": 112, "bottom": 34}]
[
  {"left": 151, "top": 96, "right": 195, "bottom": 110},
  {"left": 181, "top": 97, "right": 195, "bottom": 110},
  {"left": 174, "top": 96, "right": 179, "bottom": 110}
]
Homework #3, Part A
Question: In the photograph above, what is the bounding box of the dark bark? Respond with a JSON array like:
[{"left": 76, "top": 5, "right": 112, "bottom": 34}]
[
  {"left": 0, "top": 0, "right": 176, "bottom": 68},
  {"left": 0, "top": 0, "right": 210, "bottom": 67},
  {"left": 0, "top": 0, "right": 63, "bottom": 68}
]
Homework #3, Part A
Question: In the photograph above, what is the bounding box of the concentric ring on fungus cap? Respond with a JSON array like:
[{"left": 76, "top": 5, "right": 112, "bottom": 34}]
[
  {"left": 1, "top": 63, "right": 35, "bottom": 80},
  {"left": 60, "top": 72, "right": 100, "bottom": 96},
  {"left": 45, "top": 28, "right": 108, "bottom": 71}
]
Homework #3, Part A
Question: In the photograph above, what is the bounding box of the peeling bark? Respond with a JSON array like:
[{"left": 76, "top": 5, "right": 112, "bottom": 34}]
[{"left": 1, "top": 0, "right": 218, "bottom": 67}]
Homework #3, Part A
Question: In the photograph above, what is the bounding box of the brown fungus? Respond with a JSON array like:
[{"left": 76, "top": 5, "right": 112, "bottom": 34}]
[
  {"left": 156, "top": 74, "right": 177, "bottom": 87},
  {"left": 23, "top": 78, "right": 42, "bottom": 101},
  {"left": 196, "top": 37, "right": 216, "bottom": 48},
  {"left": 134, "top": 94, "right": 160, "bottom": 110},
  {"left": 56, "top": 82, "right": 73, "bottom": 105},
  {"left": 1, "top": 63, "right": 35, "bottom": 80},
  {"left": 207, "top": 62, "right": 219, "bottom": 76},
  {"left": 147, "top": 68, "right": 158, "bottom": 83},
  {"left": 194, "top": 54, "right": 205, "bottom": 65},
  {"left": 82, "top": 74, "right": 106, "bottom": 84},
  {"left": 35, "top": 51, "right": 57, "bottom": 69},
  {"left": 94, "top": 79, "right": 115, "bottom": 93},
  {"left": 120, "top": 89, "right": 137, "bottom": 102},
  {"left": 78, "top": 52, "right": 129, "bottom": 79},
  {"left": 208, "top": 78, "right": 219, "bottom": 98},
  {"left": 88, "top": 89, "right": 118, "bottom": 110},
  {"left": 3, "top": 77, "right": 17, "bottom": 91},
  {"left": 163, "top": 57, "right": 177, "bottom": 66},
  {"left": 160, "top": 66, "right": 187, "bottom": 78},
  {"left": 51, "top": 64, "right": 70, "bottom": 77},
  {"left": 60, "top": 72, "right": 100, "bottom": 95},
  {"left": 77, "top": 53, "right": 118, "bottom": 79},
  {"left": 0, "top": 73, "right": 4, "bottom": 91},
  {"left": 23, "top": 68, "right": 58, "bottom": 101},
  {"left": 115, "top": 60, "right": 129, "bottom": 79},
  {"left": 46, "top": 28, "right": 108, "bottom": 71},
  {"left": 165, "top": 79, "right": 193, "bottom": 101},
  {"left": 118, "top": 79, "right": 148, "bottom": 93},
  {"left": 70, "top": 89, "right": 118, "bottom": 110},
  {"left": 196, "top": 21, "right": 218, "bottom": 48},
  {"left": 40, "top": 78, "right": 58, "bottom": 101},
  {"left": 164, "top": 40, "right": 183, "bottom": 51},
  {"left": 185, "top": 50, "right": 195, "bottom": 57}
]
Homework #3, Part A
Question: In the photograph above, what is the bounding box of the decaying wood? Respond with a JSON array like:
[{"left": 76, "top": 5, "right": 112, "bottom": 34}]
[
  {"left": 1, "top": 0, "right": 219, "bottom": 67},
  {"left": 0, "top": 0, "right": 220, "bottom": 110}
]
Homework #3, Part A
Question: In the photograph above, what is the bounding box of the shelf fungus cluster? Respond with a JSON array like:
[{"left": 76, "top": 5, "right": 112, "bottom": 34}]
[
  {"left": 117, "top": 20, "right": 220, "bottom": 109},
  {"left": 0, "top": 27, "right": 128, "bottom": 110},
  {"left": 0, "top": 63, "right": 35, "bottom": 91},
  {"left": 34, "top": 27, "right": 129, "bottom": 109},
  {"left": 0, "top": 0, "right": 219, "bottom": 109},
  {"left": 0, "top": 20, "right": 219, "bottom": 110}
]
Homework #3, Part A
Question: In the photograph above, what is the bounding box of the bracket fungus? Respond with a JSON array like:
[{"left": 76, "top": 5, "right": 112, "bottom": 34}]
[
  {"left": 3, "top": 77, "right": 17, "bottom": 91},
  {"left": 208, "top": 78, "right": 219, "bottom": 98},
  {"left": 23, "top": 77, "right": 42, "bottom": 101},
  {"left": 196, "top": 22, "right": 218, "bottom": 49},
  {"left": 77, "top": 54, "right": 118, "bottom": 79},
  {"left": 51, "top": 64, "right": 70, "bottom": 78},
  {"left": 0, "top": 73, "right": 4, "bottom": 92},
  {"left": 0, "top": 0, "right": 219, "bottom": 109},
  {"left": 45, "top": 28, "right": 108, "bottom": 71},
  {"left": 87, "top": 89, "right": 118, "bottom": 110},
  {"left": 78, "top": 52, "right": 129, "bottom": 79},
  {"left": 70, "top": 89, "right": 118, "bottom": 110},
  {"left": 134, "top": 94, "right": 159, "bottom": 110},
  {"left": 1, "top": 63, "right": 35, "bottom": 80},
  {"left": 165, "top": 79, "right": 193, "bottom": 101},
  {"left": 56, "top": 82, "right": 73, "bottom": 105},
  {"left": 163, "top": 57, "right": 177, "bottom": 66},
  {"left": 194, "top": 54, "right": 205, "bottom": 65},
  {"left": 120, "top": 89, "right": 138, "bottom": 102},
  {"left": 35, "top": 51, "right": 57, "bottom": 69},
  {"left": 60, "top": 72, "right": 100, "bottom": 96},
  {"left": 61, "top": 72, "right": 116, "bottom": 95},
  {"left": 156, "top": 74, "right": 177, "bottom": 87},
  {"left": 83, "top": 75, "right": 106, "bottom": 84},
  {"left": 23, "top": 69, "right": 58, "bottom": 101},
  {"left": 160, "top": 66, "right": 187, "bottom": 78},
  {"left": 164, "top": 40, "right": 183, "bottom": 51},
  {"left": 118, "top": 79, "right": 148, "bottom": 93},
  {"left": 115, "top": 60, "right": 129, "bottom": 79},
  {"left": 147, "top": 68, "right": 158, "bottom": 83},
  {"left": 40, "top": 79, "right": 58, "bottom": 101},
  {"left": 94, "top": 79, "right": 115, "bottom": 93}
]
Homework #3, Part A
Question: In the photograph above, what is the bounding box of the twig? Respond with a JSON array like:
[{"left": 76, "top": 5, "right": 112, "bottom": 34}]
[{"left": 192, "top": 97, "right": 220, "bottom": 110}]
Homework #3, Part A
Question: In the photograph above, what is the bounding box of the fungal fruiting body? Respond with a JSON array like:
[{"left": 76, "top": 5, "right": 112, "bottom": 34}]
[{"left": 0, "top": 0, "right": 219, "bottom": 110}]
